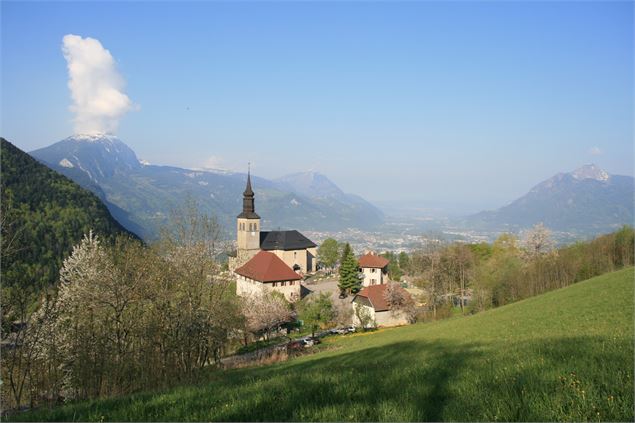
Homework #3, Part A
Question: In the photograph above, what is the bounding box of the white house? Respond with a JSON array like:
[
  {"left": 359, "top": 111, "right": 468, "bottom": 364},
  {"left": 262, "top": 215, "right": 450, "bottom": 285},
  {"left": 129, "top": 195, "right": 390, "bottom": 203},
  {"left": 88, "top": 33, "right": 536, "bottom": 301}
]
[{"left": 358, "top": 252, "right": 390, "bottom": 287}]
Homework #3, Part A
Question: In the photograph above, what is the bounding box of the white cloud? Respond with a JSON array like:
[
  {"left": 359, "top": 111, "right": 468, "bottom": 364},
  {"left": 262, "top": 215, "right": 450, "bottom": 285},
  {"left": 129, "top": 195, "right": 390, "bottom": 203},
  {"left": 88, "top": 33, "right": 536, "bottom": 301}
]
[
  {"left": 62, "top": 34, "right": 136, "bottom": 134},
  {"left": 588, "top": 146, "right": 603, "bottom": 156}
]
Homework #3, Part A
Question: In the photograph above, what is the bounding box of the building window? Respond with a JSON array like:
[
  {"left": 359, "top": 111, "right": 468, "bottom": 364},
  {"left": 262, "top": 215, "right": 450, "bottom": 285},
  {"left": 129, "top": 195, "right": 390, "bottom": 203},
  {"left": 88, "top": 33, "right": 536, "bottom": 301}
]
[
  {"left": 371, "top": 268, "right": 376, "bottom": 273},
  {"left": 273, "top": 282, "right": 277, "bottom": 287},
  {"left": 290, "top": 281, "right": 294, "bottom": 286}
]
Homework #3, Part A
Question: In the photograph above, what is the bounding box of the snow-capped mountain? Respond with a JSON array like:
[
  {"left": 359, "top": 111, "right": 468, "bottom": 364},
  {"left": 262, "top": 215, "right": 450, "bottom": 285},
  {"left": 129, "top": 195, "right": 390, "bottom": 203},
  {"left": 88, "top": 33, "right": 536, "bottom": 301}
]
[
  {"left": 570, "top": 164, "right": 610, "bottom": 182},
  {"left": 30, "top": 134, "right": 385, "bottom": 240},
  {"left": 465, "top": 164, "right": 634, "bottom": 234},
  {"left": 34, "top": 133, "right": 141, "bottom": 182}
]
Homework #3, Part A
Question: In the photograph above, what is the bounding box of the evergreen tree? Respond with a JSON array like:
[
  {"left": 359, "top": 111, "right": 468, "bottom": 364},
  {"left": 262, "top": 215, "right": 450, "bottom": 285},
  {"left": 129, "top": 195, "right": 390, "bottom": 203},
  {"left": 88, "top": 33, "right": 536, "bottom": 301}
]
[{"left": 338, "top": 243, "right": 360, "bottom": 295}]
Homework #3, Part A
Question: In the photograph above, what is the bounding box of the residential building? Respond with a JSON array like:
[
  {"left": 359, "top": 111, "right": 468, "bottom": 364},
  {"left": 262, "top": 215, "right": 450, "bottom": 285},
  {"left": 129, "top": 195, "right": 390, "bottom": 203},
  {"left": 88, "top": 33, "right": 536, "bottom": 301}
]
[
  {"left": 235, "top": 250, "right": 302, "bottom": 301},
  {"left": 351, "top": 284, "right": 411, "bottom": 328},
  {"left": 358, "top": 252, "right": 390, "bottom": 286}
]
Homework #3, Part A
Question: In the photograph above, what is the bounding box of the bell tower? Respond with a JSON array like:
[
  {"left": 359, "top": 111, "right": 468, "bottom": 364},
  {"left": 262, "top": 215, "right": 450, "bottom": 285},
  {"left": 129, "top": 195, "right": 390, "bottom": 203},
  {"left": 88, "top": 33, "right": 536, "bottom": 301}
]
[{"left": 236, "top": 167, "right": 261, "bottom": 252}]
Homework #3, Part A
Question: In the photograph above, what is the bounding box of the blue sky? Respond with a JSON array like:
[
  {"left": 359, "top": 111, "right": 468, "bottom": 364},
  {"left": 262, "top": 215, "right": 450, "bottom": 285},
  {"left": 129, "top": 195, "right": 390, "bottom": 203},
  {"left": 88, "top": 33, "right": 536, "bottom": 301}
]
[{"left": 1, "top": 1, "right": 633, "bottom": 211}]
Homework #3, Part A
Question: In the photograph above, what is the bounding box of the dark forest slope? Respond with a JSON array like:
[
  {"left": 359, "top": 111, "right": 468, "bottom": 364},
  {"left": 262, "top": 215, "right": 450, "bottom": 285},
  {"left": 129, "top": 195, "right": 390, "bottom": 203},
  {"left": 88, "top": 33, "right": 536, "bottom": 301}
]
[{"left": 1, "top": 138, "right": 136, "bottom": 293}]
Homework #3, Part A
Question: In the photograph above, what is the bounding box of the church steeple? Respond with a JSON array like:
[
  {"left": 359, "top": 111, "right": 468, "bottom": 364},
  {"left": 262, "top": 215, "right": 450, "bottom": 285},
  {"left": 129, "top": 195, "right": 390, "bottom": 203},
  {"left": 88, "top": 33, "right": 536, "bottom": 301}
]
[
  {"left": 238, "top": 166, "right": 259, "bottom": 219},
  {"left": 244, "top": 166, "right": 254, "bottom": 196}
]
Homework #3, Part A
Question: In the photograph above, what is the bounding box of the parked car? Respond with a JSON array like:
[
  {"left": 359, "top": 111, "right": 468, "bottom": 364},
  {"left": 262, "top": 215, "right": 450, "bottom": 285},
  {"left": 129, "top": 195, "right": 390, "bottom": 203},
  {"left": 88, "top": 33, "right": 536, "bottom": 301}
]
[
  {"left": 299, "top": 336, "right": 321, "bottom": 347},
  {"left": 287, "top": 340, "right": 304, "bottom": 352}
]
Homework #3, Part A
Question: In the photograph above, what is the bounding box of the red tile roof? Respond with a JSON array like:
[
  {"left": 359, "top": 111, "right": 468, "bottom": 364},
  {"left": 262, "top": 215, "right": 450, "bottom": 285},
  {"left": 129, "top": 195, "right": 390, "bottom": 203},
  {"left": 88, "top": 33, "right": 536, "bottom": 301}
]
[
  {"left": 355, "top": 284, "right": 391, "bottom": 311},
  {"left": 235, "top": 251, "right": 301, "bottom": 283},
  {"left": 358, "top": 253, "right": 390, "bottom": 269}
]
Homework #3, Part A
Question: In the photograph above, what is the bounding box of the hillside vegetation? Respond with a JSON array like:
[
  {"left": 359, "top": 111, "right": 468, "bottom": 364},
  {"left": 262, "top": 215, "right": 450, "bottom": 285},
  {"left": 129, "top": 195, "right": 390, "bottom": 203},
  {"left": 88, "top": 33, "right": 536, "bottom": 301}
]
[
  {"left": 19, "top": 267, "right": 634, "bottom": 422},
  {"left": 0, "top": 138, "right": 134, "bottom": 299}
]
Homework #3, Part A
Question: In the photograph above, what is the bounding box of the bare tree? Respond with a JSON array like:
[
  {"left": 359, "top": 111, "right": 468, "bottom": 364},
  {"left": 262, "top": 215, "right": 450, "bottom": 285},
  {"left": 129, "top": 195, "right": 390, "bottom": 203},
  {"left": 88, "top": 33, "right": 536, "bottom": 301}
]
[
  {"left": 383, "top": 282, "right": 417, "bottom": 323},
  {"left": 353, "top": 303, "right": 375, "bottom": 330},
  {"left": 333, "top": 300, "right": 353, "bottom": 327}
]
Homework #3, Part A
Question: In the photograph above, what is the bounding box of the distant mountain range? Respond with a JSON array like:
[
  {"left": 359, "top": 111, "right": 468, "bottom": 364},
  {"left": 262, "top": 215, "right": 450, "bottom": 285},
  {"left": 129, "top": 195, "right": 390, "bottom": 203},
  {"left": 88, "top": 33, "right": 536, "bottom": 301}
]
[
  {"left": 464, "top": 164, "right": 634, "bottom": 235},
  {"left": 30, "top": 134, "right": 385, "bottom": 240}
]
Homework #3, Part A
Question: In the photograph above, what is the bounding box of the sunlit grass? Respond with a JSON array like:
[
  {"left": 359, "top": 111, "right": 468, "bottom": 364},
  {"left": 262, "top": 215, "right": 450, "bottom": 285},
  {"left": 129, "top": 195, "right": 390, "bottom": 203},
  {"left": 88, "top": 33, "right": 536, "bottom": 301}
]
[{"left": 17, "top": 267, "right": 634, "bottom": 421}]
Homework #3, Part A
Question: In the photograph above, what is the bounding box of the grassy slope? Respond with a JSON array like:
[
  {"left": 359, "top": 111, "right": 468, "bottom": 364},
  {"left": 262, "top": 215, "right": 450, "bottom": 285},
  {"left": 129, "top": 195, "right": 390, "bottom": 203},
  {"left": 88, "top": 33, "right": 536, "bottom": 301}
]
[{"left": 20, "top": 268, "right": 634, "bottom": 422}]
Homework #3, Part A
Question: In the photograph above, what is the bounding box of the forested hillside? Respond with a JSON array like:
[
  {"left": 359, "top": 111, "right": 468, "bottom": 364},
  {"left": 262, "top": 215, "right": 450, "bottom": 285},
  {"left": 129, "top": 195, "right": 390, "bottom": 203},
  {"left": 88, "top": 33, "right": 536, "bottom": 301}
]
[{"left": 0, "top": 138, "right": 135, "bottom": 295}]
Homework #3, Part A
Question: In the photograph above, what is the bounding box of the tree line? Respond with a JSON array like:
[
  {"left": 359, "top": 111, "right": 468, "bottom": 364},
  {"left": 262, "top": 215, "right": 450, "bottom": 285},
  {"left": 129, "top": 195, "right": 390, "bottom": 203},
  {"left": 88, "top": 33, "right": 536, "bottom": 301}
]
[
  {"left": 317, "top": 224, "right": 634, "bottom": 320},
  {"left": 407, "top": 224, "right": 634, "bottom": 319}
]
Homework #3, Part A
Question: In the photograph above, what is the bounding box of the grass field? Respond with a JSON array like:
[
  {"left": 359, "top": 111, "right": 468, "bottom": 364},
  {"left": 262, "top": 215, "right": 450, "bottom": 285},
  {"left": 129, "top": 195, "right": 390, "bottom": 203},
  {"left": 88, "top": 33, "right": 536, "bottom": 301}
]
[{"left": 17, "top": 267, "right": 634, "bottom": 421}]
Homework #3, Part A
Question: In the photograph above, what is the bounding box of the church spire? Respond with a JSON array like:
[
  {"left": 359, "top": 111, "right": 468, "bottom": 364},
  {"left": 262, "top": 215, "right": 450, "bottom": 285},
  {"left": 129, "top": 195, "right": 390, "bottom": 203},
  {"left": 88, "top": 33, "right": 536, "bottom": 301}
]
[
  {"left": 238, "top": 164, "right": 259, "bottom": 219},
  {"left": 244, "top": 163, "right": 254, "bottom": 196}
]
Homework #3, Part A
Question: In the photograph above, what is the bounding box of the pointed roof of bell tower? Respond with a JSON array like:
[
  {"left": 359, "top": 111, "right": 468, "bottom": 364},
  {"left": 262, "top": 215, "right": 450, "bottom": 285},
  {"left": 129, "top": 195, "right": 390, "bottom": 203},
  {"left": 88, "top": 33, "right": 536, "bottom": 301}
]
[
  {"left": 244, "top": 165, "right": 254, "bottom": 196},
  {"left": 238, "top": 164, "right": 259, "bottom": 219}
]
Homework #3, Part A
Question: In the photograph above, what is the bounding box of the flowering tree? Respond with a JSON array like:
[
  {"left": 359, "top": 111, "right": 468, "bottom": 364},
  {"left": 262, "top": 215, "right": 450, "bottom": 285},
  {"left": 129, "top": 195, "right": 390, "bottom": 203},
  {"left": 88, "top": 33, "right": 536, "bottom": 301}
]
[
  {"left": 242, "top": 292, "right": 294, "bottom": 340},
  {"left": 522, "top": 223, "right": 555, "bottom": 259}
]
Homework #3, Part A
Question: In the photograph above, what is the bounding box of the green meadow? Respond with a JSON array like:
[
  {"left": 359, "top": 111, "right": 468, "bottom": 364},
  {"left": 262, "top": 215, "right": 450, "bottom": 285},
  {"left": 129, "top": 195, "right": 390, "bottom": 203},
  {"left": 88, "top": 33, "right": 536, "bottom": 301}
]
[{"left": 17, "top": 267, "right": 634, "bottom": 422}]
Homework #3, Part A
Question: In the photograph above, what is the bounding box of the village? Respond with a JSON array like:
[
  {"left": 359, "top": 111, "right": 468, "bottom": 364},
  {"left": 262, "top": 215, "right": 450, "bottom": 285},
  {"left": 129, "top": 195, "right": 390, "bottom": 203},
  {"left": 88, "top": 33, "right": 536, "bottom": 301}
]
[{"left": 225, "top": 171, "right": 420, "bottom": 355}]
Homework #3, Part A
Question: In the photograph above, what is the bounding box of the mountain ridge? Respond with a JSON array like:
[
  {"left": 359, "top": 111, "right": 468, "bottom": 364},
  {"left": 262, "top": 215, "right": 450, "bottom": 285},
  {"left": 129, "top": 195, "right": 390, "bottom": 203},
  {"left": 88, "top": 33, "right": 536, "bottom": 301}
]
[
  {"left": 464, "top": 164, "right": 634, "bottom": 234},
  {"left": 30, "top": 134, "right": 385, "bottom": 240}
]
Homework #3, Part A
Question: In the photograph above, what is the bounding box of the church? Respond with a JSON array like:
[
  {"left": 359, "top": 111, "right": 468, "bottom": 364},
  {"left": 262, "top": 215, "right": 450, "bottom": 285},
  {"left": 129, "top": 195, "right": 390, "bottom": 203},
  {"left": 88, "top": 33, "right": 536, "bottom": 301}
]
[{"left": 230, "top": 171, "right": 318, "bottom": 300}]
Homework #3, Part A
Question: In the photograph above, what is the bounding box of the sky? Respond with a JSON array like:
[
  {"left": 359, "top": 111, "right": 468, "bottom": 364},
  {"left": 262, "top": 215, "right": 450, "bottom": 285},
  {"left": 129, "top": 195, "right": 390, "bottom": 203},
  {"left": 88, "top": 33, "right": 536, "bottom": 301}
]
[{"left": 1, "top": 1, "right": 633, "bottom": 213}]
